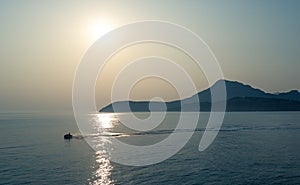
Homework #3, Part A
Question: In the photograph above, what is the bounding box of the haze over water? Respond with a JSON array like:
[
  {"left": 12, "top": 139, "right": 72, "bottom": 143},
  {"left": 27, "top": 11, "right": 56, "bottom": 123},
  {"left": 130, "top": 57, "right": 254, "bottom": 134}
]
[
  {"left": 1, "top": 111, "right": 299, "bottom": 184},
  {"left": 1, "top": 1, "right": 300, "bottom": 184}
]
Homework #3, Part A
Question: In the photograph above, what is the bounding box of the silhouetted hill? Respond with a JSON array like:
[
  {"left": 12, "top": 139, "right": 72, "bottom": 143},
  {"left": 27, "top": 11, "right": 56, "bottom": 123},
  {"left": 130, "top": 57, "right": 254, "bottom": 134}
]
[
  {"left": 275, "top": 90, "right": 300, "bottom": 101},
  {"left": 100, "top": 80, "right": 300, "bottom": 112},
  {"left": 226, "top": 97, "right": 300, "bottom": 111},
  {"left": 194, "top": 80, "right": 300, "bottom": 102}
]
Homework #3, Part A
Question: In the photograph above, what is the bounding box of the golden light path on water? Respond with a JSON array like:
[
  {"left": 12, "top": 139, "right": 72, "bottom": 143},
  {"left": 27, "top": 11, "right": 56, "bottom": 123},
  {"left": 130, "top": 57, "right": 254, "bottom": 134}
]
[{"left": 89, "top": 113, "right": 118, "bottom": 185}]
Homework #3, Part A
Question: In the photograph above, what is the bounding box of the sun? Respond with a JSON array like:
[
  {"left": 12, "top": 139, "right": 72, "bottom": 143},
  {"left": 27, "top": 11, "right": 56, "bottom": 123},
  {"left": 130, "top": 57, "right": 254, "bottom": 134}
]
[{"left": 90, "top": 19, "right": 114, "bottom": 41}]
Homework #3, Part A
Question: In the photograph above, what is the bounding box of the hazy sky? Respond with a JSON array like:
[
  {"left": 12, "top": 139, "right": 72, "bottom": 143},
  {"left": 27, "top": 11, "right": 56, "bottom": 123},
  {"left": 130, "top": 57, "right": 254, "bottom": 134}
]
[{"left": 1, "top": 0, "right": 299, "bottom": 111}]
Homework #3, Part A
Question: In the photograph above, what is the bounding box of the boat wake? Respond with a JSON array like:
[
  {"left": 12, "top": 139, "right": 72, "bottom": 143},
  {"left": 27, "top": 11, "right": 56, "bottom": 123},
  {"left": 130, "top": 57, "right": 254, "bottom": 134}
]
[{"left": 71, "top": 125, "right": 300, "bottom": 139}]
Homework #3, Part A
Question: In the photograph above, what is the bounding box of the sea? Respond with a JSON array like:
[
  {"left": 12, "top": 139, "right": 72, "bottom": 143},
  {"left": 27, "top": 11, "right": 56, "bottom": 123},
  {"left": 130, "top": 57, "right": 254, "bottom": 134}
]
[{"left": 0, "top": 111, "right": 300, "bottom": 185}]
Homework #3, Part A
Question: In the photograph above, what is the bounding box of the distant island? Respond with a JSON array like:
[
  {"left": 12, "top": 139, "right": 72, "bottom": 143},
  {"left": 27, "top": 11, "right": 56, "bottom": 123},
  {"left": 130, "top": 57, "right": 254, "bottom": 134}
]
[{"left": 100, "top": 80, "right": 300, "bottom": 112}]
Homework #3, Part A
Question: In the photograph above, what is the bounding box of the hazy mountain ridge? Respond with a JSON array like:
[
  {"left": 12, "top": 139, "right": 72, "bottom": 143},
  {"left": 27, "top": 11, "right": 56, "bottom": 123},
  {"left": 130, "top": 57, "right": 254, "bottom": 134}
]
[{"left": 100, "top": 80, "right": 300, "bottom": 112}]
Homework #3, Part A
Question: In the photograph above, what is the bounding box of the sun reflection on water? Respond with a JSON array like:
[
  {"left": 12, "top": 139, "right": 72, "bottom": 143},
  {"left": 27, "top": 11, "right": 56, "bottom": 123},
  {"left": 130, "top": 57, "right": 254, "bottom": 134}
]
[
  {"left": 89, "top": 150, "right": 114, "bottom": 185},
  {"left": 89, "top": 113, "right": 117, "bottom": 185},
  {"left": 96, "top": 114, "right": 115, "bottom": 129}
]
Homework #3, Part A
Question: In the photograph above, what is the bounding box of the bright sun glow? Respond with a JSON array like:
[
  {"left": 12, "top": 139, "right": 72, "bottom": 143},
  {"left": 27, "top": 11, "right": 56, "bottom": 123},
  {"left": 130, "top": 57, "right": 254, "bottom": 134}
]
[{"left": 90, "top": 19, "right": 114, "bottom": 41}]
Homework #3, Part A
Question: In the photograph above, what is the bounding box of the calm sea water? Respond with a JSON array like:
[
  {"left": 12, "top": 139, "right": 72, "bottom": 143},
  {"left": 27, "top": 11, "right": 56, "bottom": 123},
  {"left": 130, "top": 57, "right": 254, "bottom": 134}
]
[{"left": 0, "top": 111, "right": 299, "bottom": 184}]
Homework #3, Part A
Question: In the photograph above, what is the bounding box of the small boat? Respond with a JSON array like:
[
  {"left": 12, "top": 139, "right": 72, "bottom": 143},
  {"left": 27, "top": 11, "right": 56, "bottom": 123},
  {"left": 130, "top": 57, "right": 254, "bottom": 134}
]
[{"left": 64, "top": 132, "right": 73, "bottom": 139}]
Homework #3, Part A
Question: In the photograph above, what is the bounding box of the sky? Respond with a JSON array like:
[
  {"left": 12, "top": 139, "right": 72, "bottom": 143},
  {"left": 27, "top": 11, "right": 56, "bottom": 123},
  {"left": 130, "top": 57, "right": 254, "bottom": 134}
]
[{"left": 0, "top": 0, "right": 299, "bottom": 111}]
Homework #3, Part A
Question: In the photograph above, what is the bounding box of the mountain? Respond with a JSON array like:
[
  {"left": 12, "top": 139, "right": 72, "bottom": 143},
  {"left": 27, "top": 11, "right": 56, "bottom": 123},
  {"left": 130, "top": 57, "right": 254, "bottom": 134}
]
[
  {"left": 100, "top": 80, "right": 300, "bottom": 112},
  {"left": 194, "top": 80, "right": 300, "bottom": 102},
  {"left": 275, "top": 90, "right": 300, "bottom": 101},
  {"left": 226, "top": 97, "right": 300, "bottom": 111}
]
